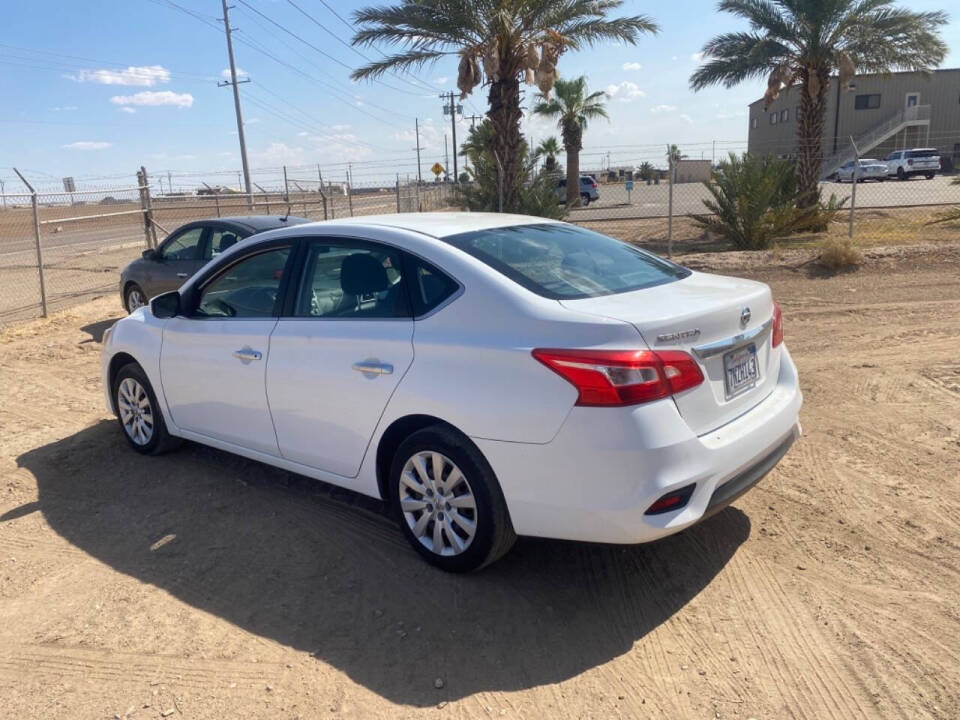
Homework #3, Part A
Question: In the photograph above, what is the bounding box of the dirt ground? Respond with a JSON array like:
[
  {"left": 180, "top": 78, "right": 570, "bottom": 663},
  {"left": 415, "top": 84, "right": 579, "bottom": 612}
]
[{"left": 1, "top": 242, "right": 958, "bottom": 719}]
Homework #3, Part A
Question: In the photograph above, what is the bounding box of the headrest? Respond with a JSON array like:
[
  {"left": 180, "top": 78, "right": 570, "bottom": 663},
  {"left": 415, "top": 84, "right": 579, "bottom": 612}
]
[
  {"left": 219, "top": 233, "right": 238, "bottom": 251},
  {"left": 341, "top": 253, "right": 388, "bottom": 295}
]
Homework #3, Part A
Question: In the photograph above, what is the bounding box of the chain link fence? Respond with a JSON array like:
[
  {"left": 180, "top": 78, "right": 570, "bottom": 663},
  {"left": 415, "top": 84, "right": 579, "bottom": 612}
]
[{"left": 2, "top": 145, "right": 958, "bottom": 327}]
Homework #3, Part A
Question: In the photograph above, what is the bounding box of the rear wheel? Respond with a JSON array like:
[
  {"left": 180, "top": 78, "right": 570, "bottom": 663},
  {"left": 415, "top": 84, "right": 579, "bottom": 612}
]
[
  {"left": 925, "top": 173, "right": 935, "bottom": 180},
  {"left": 113, "top": 363, "right": 180, "bottom": 455},
  {"left": 124, "top": 283, "right": 147, "bottom": 313},
  {"left": 897, "top": 167, "right": 906, "bottom": 180},
  {"left": 581, "top": 193, "right": 591, "bottom": 206},
  {"left": 389, "top": 426, "right": 516, "bottom": 572}
]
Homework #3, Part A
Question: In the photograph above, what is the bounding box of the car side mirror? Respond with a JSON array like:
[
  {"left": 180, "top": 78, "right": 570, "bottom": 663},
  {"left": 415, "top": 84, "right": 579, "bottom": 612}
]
[
  {"left": 150, "top": 291, "right": 181, "bottom": 319},
  {"left": 142, "top": 248, "right": 159, "bottom": 261}
]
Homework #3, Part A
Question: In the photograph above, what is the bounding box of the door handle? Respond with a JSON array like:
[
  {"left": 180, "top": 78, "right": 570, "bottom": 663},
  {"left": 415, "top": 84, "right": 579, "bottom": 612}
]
[
  {"left": 233, "top": 348, "right": 263, "bottom": 362},
  {"left": 352, "top": 361, "right": 393, "bottom": 375},
  {"left": 176, "top": 272, "right": 189, "bottom": 279}
]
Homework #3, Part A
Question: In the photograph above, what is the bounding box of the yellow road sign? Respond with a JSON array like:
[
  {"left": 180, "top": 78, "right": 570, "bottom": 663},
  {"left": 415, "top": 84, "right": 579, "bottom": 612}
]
[{"left": 431, "top": 162, "right": 444, "bottom": 176}]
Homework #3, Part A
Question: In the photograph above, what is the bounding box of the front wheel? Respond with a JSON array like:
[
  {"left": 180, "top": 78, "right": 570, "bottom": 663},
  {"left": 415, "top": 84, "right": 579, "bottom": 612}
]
[
  {"left": 124, "top": 283, "right": 147, "bottom": 313},
  {"left": 581, "top": 193, "right": 591, "bottom": 206},
  {"left": 389, "top": 426, "right": 516, "bottom": 572},
  {"left": 113, "top": 363, "right": 180, "bottom": 455}
]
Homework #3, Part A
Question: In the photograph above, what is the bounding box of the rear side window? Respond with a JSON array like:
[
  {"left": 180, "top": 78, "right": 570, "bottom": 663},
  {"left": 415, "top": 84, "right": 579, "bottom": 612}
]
[
  {"left": 403, "top": 254, "right": 459, "bottom": 317},
  {"left": 906, "top": 149, "right": 938, "bottom": 158},
  {"left": 443, "top": 223, "right": 690, "bottom": 300}
]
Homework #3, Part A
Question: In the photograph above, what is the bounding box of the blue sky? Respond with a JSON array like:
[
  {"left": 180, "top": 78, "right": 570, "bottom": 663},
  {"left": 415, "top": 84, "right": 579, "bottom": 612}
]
[{"left": 1, "top": 0, "right": 957, "bottom": 189}]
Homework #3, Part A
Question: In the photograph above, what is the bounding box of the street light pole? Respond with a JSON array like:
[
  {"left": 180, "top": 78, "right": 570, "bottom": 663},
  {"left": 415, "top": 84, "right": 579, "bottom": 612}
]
[{"left": 414, "top": 118, "right": 422, "bottom": 184}]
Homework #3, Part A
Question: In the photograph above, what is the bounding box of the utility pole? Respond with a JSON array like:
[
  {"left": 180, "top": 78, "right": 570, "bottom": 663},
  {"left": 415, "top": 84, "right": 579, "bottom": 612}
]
[
  {"left": 219, "top": 0, "right": 252, "bottom": 209},
  {"left": 444, "top": 135, "right": 450, "bottom": 182},
  {"left": 167, "top": 170, "right": 173, "bottom": 195},
  {"left": 1, "top": 178, "right": 6, "bottom": 210},
  {"left": 414, "top": 119, "right": 422, "bottom": 185},
  {"left": 464, "top": 114, "right": 482, "bottom": 129},
  {"left": 440, "top": 92, "right": 462, "bottom": 183}
]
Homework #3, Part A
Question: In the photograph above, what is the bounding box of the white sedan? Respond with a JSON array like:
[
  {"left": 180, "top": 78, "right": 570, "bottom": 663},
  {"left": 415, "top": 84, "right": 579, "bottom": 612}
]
[
  {"left": 102, "top": 213, "right": 802, "bottom": 572},
  {"left": 836, "top": 159, "right": 888, "bottom": 182}
]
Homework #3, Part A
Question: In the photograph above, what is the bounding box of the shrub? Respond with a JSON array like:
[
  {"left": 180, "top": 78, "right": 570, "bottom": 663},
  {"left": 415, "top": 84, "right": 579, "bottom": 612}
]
[
  {"left": 819, "top": 237, "right": 862, "bottom": 269},
  {"left": 692, "top": 153, "right": 824, "bottom": 250}
]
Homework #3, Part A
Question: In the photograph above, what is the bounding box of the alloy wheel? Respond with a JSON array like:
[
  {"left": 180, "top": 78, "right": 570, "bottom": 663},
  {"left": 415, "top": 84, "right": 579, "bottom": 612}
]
[
  {"left": 399, "top": 451, "right": 477, "bottom": 556},
  {"left": 127, "top": 287, "right": 146, "bottom": 312},
  {"left": 117, "top": 377, "right": 154, "bottom": 445}
]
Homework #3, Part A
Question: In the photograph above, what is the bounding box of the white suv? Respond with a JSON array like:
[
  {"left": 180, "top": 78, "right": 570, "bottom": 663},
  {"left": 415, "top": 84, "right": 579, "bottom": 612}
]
[{"left": 884, "top": 148, "right": 940, "bottom": 180}]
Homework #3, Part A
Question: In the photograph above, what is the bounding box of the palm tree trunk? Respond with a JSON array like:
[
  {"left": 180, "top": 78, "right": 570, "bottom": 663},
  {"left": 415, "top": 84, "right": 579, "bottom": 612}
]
[
  {"left": 796, "top": 66, "right": 829, "bottom": 208},
  {"left": 563, "top": 123, "right": 583, "bottom": 207},
  {"left": 487, "top": 71, "right": 523, "bottom": 212}
]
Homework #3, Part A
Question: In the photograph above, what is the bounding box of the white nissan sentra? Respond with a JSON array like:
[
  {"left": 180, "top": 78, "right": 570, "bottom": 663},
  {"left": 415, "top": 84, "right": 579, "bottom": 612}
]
[{"left": 102, "top": 213, "right": 802, "bottom": 571}]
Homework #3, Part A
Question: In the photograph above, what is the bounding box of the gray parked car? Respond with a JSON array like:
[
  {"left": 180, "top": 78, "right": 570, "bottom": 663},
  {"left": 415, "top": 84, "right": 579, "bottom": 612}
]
[
  {"left": 557, "top": 176, "right": 600, "bottom": 205},
  {"left": 120, "top": 215, "right": 309, "bottom": 312}
]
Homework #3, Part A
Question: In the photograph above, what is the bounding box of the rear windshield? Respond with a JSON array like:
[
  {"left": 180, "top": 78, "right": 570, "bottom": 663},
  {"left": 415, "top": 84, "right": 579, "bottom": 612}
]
[
  {"left": 443, "top": 223, "right": 690, "bottom": 300},
  {"left": 906, "top": 149, "right": 938, "bottom": 158}
]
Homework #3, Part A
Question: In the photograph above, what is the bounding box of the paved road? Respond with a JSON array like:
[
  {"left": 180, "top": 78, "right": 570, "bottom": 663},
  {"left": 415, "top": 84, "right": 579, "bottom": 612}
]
[{"left": 570, "top": 173, "right": 960, "bottom": 221}]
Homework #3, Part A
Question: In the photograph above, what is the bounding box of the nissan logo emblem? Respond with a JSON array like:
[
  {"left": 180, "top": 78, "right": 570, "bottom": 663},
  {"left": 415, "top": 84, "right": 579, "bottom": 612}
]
[{"left": 740, "top": 306, "right": 751, "bottom": 326}]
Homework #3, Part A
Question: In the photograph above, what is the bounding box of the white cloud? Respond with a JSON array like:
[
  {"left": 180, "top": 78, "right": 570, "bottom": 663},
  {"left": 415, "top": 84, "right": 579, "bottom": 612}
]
[
  {"left": 68, "top": 65, "right": 170, "bottom": 87},
  {"left": 679, "top": 113, "right": 693, "bottom": 125},
  {"left": 715, "top": 110, "right": 746, "bottom": 120},
  {"left": 650, "top": 104, "right": 677, "bottom": 114},
  {"left": 297, "top": 131, "right": 310, "bottom": 137},
  {"left": 605, "top": 81, "right": 646, "bottom": 102},
  {"left": 118, "top": 107, "right": 136, "bottom": 114},
  {"left": 691, "top": 51, "right": 705, "bottom": 63},
  {"left": 221, "top": 67, "right": 249, "bottom": 80},
  {"left": 110, "top": 91, "right": 194, "bottom": 108},
  {"left": 434, "top": 76, "right": 448, "bottom": 84},
  {"left": 63, "top": 141, "right": 112, "bottom": 150},
  {"left": 52, "top": 105, "right": 78, "bottom": 112},
  {"left": 622, "top": 62, "right": 643, "bottom": 72},
  {"left": 245, "top": 117, "right": 260, "bottom": 125}
]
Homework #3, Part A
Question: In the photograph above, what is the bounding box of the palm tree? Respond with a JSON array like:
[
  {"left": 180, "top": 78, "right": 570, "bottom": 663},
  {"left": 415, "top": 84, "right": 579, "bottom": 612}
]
[
  {"left": 534, "top": 76, "right": 608, "bottom": 206},
  {"left": 537, "top": 137, "right": 562, "bottom": 173},
  {"left": 690, "top": 1, "right": 947, "bottom": 206},
  {"left": 350, "top": 0, "right": 657, "bottom": 212}
]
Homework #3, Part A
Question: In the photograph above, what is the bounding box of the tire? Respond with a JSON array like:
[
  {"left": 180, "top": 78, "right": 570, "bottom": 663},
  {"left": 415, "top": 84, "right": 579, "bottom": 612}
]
[
  {"left": 897, "top": 167, "right": 906, "bottom": 181},
  {"left": 581, "top": 193, "right": 591, "bottom": 206},
  {"left": 112, "top": 362, "right": 181, "bottom": 455},
  {"left": 925, "top": 173, "right": 935, "bottom": 180},
  {"left": 388, "top": 425, "right": 516, "bottom": 572},
  {"left": 124, "top": 283, "right": 147, "bottom": 314}
]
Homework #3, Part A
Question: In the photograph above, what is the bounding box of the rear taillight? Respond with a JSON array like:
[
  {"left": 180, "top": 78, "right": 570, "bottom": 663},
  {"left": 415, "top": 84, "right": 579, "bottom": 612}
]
[
  {"left": 772, "top": 302, "right": 783, "bottom": 347},
  {"left": 531, "top": 348, "right": 704, "bottom": 407},
  {"left": 592, "top": 181, "right": 598, "bottom": 189}
]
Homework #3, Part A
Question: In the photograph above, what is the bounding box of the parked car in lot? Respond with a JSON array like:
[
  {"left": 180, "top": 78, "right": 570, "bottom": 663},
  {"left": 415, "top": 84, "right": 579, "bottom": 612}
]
[
  {"left": 557, "top": 176, "right": 600, "bottom": 205},
  {"left": 883, "top": 148, "right": 940, "bottom": 180},
  {"left": 120, "top": 215, "right": 309, "bottom": 312},
  {"left": 836, "top": 158, "right": 887, "bottom": 182},
  {"left": 102, "top": 213, "right": 802, "bottom": 571}
]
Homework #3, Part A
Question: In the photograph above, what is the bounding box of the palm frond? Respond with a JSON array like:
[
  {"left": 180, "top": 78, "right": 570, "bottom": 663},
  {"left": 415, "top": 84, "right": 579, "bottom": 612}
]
[{"left": 350, "top": 49, "right": 450, "bottom": 81}]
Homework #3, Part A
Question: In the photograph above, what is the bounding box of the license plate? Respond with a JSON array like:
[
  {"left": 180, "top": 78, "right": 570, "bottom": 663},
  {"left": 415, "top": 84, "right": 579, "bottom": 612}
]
[{"left": 723, "top": 344, "right": 759, "bottom": 399}]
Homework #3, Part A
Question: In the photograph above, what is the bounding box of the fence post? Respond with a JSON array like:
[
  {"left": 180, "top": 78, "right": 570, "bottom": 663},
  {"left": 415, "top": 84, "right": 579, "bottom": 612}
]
[
  {"left": 328, "top": 182, "right": 336, "bottom": 219},
  {"left": 396, "top": 175, "right": 401, "bottom": 213},
  {"left": 318, "top": 165, "right": 328, "bottom": 220},
  {"left": 140, "top": 166, "right": 158, "bottom": 248},
  {"left": 13, "top": 168, "right": 48, "bottom": 318},
  {"left": 346, "top": 173, "right": 354, "bottom": 217},
  {"left": 848, "top": 136, "right": 859, "bottom": 240},
  {"left": 667, "top": 145, "right": 675, "bottom": 259}
]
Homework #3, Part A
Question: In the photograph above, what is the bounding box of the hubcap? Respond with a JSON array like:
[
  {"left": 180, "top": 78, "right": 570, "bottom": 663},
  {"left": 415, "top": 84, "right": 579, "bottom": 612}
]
[
  {"left": 117, "top": 377, "right": 154, "bottom": 445},
  {"left": 399, "top": 451, "right": 477, "bottom": 557},
  {"left": 127, "top": 288, "right": 145, "bottom": 311}
]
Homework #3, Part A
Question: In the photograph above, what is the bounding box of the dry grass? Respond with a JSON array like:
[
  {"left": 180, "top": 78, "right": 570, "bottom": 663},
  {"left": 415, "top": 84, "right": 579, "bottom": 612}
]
[{"left": 818, "top": 236, "right": 863, "bottom": 269}]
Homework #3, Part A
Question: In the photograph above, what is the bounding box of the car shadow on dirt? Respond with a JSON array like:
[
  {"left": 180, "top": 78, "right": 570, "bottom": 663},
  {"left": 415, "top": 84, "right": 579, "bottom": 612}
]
[{"left": 19, "top": 420, "right": 751, "bottom": 707}]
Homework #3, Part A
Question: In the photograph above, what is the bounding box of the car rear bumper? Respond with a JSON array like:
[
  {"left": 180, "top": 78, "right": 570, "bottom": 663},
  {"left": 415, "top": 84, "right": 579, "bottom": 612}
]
[{"left": 474, "top": 346, "right": 802, "bottom": 544}]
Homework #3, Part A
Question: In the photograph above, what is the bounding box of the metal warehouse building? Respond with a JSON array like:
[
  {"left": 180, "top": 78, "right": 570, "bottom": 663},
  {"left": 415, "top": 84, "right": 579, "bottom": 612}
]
[{"left": 746, "top": 68, "right": 960, "bottom": 176}]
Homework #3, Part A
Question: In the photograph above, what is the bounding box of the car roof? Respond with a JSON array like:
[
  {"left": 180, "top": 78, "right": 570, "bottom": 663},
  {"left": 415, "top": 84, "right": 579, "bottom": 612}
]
[
  {"left": 213, "top": 215, "right": 311, "bottom": 232},
  {"left": 287, "top": 212, "right": 559, "bottom": 239}
]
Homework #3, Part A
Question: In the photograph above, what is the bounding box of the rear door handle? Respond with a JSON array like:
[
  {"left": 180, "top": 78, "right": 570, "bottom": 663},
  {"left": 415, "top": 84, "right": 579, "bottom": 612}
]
[
  {"left": 233, "top": 348, "right": 263, "bottom": 362},
  {"left": 176, "top": 272, "right": 189, "bottom": 278},
  {"left": 352, "top": 361, "right": 393, "bottom": 375}
]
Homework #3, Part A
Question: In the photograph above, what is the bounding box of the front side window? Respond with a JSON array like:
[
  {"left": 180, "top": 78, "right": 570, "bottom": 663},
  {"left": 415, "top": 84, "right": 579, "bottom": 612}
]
[
  {"left": 443, "top": 223, "right": 690, "bottom": 300},
  {"left": 161, "top": 227, "right": 204, "bottom": 261},
  {"left": 295, "top": 242, "right": 409, "bottom": 319},
  {"left": 195, "top": 247, "right": 290, "bottom": 318}
]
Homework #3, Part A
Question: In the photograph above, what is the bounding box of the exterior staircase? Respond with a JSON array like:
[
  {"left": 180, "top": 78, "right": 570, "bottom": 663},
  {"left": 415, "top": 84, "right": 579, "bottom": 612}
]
[{"left": 821, "top": 104, "right": 931, "bottom": 178}]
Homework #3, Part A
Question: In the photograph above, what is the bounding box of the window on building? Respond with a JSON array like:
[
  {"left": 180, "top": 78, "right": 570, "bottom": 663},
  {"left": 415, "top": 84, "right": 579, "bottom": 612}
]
[
  {"left": 751, "top": 117, "right": 758, "bottom": 129},
  {"left": 770, "top": 112, "right": 778, "bottom": 125},
  {"left": 780, "top": 109, "right": 789, "bottom": 122},
  {"left": 854, "top": 94, "right": 881, "bottom": 110}
]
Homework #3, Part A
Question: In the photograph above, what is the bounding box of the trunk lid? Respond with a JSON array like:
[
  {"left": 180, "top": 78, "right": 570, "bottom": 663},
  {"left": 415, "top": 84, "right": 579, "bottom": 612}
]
[{"left": 560, "top": 270, "right": 780, "bottom": 435}]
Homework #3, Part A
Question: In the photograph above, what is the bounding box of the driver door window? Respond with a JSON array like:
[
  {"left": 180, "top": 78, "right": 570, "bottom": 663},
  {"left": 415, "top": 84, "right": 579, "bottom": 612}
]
[{"left": 196, "top": 247, "right": 291, "bottom": 318}]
